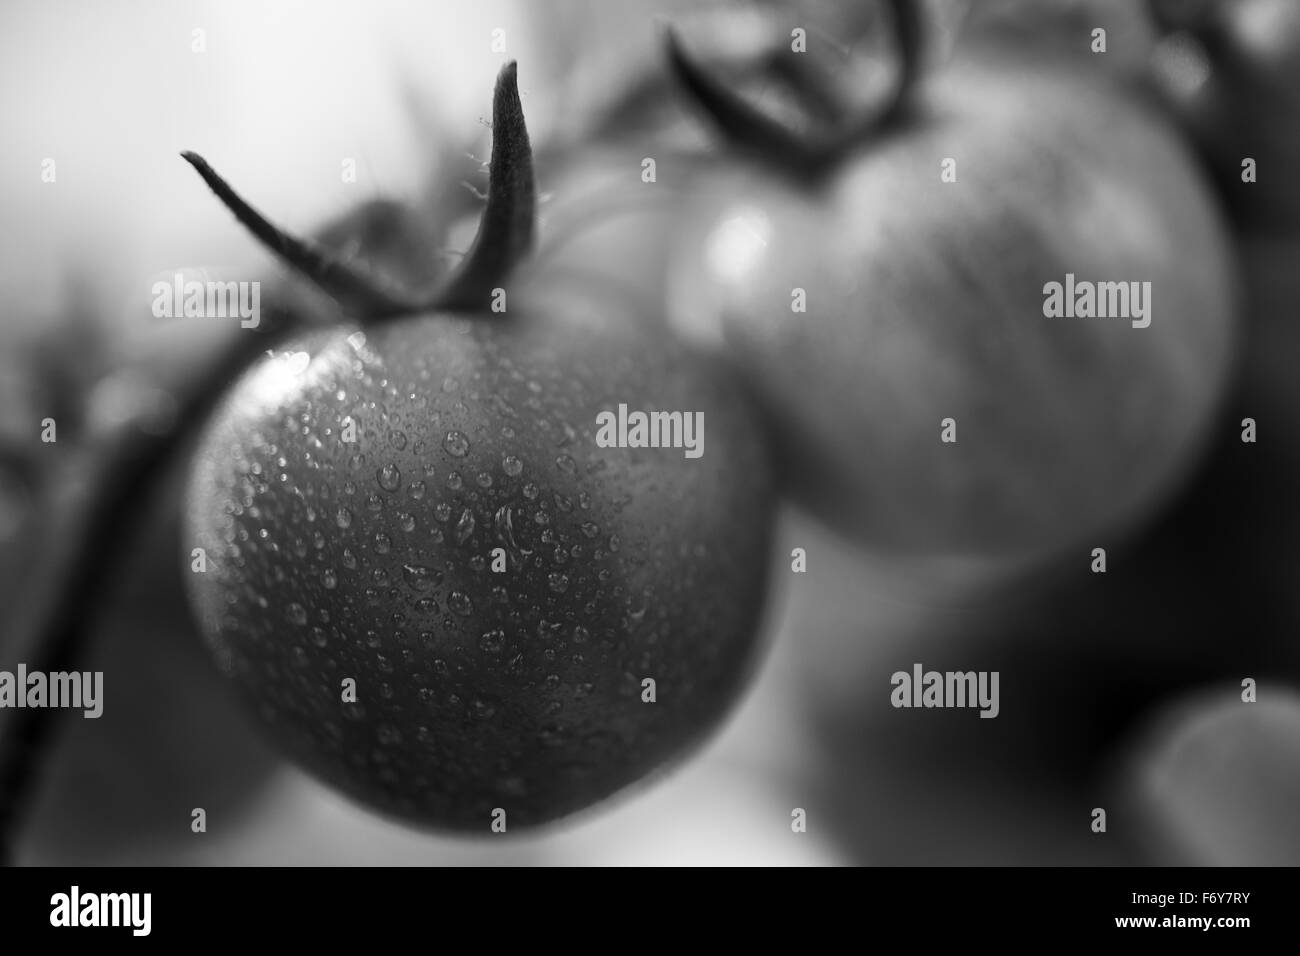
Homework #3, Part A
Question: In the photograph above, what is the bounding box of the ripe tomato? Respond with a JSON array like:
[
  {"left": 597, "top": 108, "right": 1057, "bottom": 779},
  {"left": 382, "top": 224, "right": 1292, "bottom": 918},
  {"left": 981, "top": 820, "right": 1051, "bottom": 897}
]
[
  {"left": 183, "top": 262, "right": 776, "bottom": 831},
  {"left": 667, "top": 49, "right": 1237, "bottom": 556}
]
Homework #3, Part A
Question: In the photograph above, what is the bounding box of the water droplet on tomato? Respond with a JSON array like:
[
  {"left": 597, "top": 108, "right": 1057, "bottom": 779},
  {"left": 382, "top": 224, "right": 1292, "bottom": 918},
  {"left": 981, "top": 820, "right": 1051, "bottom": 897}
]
[
  {"left": 443, "top": 430, "right": 470, "bottom": 457},
  {"left": 455, "top": 508, "right": 476, "bottom": 544},
  {"left": 377, "top": 462, "right": 401, "bottom": 491}
]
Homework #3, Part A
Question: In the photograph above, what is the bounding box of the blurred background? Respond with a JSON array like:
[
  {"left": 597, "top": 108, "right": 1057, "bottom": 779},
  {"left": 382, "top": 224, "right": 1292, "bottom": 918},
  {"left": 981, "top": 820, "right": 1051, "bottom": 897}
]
[{"left": 2, "top": 0, "right": 1299, "bottom": 865}]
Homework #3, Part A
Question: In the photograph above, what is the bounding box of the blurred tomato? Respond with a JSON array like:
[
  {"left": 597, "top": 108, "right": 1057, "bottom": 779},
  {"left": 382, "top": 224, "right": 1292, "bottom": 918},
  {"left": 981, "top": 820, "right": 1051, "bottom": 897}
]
[
  {"left": 790, "top": 473, "right": 1300, "bottom": 863},
  {"left": 667, "top": 50, "right": 1235, "bottom": 556},
  {"left": 1121, "top": 687, "right": 1300, "bottom": 865}
]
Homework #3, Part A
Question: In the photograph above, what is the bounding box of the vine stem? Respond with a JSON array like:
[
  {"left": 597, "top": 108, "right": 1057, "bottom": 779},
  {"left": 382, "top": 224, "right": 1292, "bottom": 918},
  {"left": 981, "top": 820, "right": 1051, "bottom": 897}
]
[
  {"left": 0, "top": 320, "right": 298, "bottom": 864},
  {"left": 665, "top": 0, "right": 926, "bottom": 177}
]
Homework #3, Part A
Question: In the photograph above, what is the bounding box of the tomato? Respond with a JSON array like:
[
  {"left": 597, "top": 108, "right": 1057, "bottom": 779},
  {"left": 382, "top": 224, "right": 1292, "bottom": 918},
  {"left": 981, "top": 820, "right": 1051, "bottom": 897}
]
[
  {"left": 183, "top": 274, "right": 774, "bottom": 830},
  {"left": 179, "top": 64, "right": 776, "bottom": 831},
  {"left": 666, "top": 45, "right": 1237, "bottom": 556},
  {"left": 1123, "top": 689, "right": 1300, "bottom": 865}
]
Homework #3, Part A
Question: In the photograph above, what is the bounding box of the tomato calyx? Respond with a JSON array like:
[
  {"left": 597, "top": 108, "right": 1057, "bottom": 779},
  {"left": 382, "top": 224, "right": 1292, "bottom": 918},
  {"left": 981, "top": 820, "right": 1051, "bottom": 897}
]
[
  {"left": 665, "top": 0, "right": 924, "bottom": 179},
  {"left": 182, "top": 61, "right": 536, "bottom": 322}
]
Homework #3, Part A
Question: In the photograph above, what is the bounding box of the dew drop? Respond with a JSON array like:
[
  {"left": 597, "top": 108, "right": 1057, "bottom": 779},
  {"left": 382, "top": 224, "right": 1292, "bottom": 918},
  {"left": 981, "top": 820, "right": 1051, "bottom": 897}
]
[
  {"left": 322, "top": 569, "right": 338, "bottom": 589},
  {"left": 398, "top": 512, "right": 416, "bottom": 533},
  {"left": 448, "top": 591, "right": 474, "bottom": 616},
  {"left": 502, "top": 455, "right": 523, "bottom": 477},
  {"left": 434, "top": 502, "right": 452, "bottom": 522},
  {"left": 548, "top": 573, "right": 570, "bottom": 594},
  {"left": 580, "top": 521, "right": 599, "bottom": 539},
  {"left": 446, "top": 471, "right": 463, "bottom": 491},
  {"left": 478, "top": 629, "right": 505, "bottom": 654},
  {"left": 443, "top": 430, "right": 470, "bottom": 457},
  {"left": 555, "top": 454, "right": 577, "bottom": 474},
  {"left": 377, "top": 463, "right": 402, "bottom": 492},
  {"left": 455, "top": 508, "right": 476, "bottom": 544},
  {"left": 335, "top": 507, "right": 353, "bottom": 529},
  {"left": 402, "top": 564, "right": 441, "bottom": 591},
  {"left": 342, "top": 548, "right": 358, "bottom": 570},
  {"left": 286, "top": 603, "right": 308, "bottom": 626},
  {"left": 407, "top": 480, "right": 426, "bottom": 501},
  {"left": 375, "top": 532, "right": 392, "bottom": 554},
  {"left": 388, "top": 430, "right": 408, "bottom": 451}
]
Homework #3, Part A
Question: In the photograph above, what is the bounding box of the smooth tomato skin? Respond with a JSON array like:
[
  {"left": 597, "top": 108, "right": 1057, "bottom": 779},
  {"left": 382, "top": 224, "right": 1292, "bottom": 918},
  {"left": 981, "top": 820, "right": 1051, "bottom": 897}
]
[
  {"left": 669, "top": 57, "right": 1237, "bottom": 556},
  {"left": 183, "top": 277, "right": 776, "bottom": 831}
]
